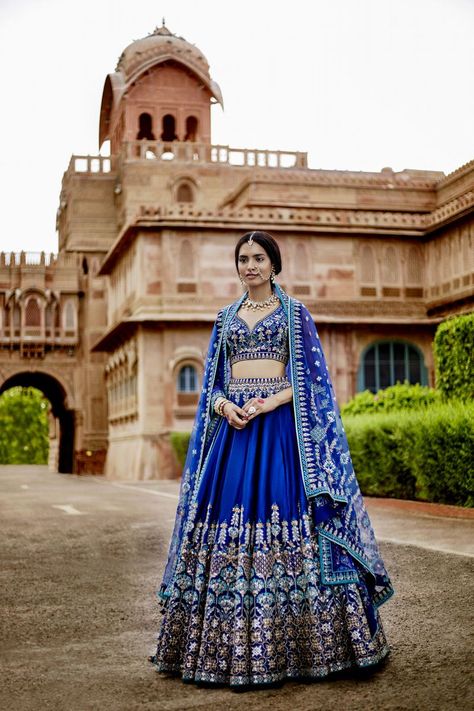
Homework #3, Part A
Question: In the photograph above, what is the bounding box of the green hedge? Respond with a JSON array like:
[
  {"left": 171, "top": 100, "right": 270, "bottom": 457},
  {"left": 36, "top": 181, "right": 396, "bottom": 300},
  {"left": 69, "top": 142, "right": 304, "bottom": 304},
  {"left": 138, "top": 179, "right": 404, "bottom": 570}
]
[
  {"left": 341, "top": 382, "right": 440, "bottom": 417},
  {"left": 434, "top": 312, "right": 474, "bottom": 401},
  {"left": 170, "top": 401, "right": 474, "bottom": 507},
  {"left": 169, "top": 431, "right": 191, "bottom": 468},
  {"left": 343, "top": 401, "right": 474, "bottom": 506}
]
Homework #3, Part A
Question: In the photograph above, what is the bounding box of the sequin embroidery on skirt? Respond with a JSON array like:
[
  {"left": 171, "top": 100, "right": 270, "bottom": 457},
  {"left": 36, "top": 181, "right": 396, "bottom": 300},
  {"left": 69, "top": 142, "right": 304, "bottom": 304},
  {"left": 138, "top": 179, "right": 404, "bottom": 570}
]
[{"left": 152, "top": 377, "right": 389, "bottom": 686}]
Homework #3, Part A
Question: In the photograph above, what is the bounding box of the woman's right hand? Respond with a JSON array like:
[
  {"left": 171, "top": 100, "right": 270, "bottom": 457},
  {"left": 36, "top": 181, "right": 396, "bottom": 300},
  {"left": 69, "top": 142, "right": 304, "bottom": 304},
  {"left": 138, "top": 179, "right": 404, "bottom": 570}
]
[{"left": 222, "top": 402, "right": 248, "bottom": 430}]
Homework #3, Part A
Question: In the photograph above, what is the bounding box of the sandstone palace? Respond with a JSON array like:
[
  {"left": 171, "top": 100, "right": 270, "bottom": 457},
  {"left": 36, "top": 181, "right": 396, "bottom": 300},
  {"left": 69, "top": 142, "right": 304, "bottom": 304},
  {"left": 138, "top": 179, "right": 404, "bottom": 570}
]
[{"left": 0, "top": 25, "right": 473, "bottom": 478}]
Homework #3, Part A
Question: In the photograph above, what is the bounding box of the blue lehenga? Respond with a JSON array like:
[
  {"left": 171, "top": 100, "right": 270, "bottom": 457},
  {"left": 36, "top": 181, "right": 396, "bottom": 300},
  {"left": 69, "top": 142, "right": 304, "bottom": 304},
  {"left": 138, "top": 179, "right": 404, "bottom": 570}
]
[{"left": 151, "top": 285, "right": 392, "bottom": 686}]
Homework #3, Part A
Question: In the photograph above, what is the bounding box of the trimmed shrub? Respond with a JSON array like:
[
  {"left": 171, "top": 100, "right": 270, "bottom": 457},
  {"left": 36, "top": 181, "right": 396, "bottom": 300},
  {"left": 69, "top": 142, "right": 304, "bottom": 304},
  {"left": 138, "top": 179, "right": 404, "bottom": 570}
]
[
  {"left": 434, "top": 312, "right": 474, "bottom": 401},
  {"left": 341, "top": 382, "right": 440, "bottom": 417},
  {"left": 0, "top": 386, "right": 49, "bottom": 464},
  {"left": 169, "top": 431, "right": 191, "bottom": 468},
  {"left": 344, "top": 401, "right": 474, "bottom": 506}
]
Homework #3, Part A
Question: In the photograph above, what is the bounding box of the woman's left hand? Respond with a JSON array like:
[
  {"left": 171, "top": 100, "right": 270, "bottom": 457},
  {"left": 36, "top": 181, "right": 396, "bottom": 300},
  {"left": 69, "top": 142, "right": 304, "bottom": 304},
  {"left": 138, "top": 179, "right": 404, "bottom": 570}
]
[{"left": 242, "top": 396, "right": 278, "bottom": 420}]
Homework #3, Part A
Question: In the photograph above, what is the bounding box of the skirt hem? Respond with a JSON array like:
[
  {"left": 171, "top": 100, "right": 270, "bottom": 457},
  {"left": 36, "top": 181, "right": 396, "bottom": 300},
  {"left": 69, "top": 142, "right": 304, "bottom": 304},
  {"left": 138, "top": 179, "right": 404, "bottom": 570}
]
[{"left": 152, "top": 644, "right": 390, "bottom": 687}]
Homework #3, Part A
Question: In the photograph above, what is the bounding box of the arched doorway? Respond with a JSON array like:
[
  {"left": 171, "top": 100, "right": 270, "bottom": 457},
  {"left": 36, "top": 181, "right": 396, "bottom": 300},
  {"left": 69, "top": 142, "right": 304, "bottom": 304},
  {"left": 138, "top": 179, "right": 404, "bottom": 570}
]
[{"left": 0, "top": 371, "right": 75, "bottom": 473}]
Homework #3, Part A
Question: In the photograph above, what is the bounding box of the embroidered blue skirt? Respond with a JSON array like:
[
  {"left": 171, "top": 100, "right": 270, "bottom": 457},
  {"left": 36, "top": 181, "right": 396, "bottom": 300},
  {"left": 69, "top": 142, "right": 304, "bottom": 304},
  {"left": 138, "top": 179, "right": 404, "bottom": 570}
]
[{"left": 153, "top": 377, "right": 389, "bottom": 686}]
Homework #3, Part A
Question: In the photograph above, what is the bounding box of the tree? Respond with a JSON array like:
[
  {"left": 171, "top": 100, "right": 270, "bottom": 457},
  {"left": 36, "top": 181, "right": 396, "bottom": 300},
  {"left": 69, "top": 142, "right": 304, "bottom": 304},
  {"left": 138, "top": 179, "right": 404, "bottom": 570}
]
[{"left": 0, "top": 387, "right": 49, "bottom": 464}]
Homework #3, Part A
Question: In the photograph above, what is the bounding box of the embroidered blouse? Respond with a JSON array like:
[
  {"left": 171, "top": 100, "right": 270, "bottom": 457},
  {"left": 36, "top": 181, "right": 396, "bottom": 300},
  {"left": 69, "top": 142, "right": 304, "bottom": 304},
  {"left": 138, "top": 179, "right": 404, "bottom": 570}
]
[{"left": 226, "top": 303, "right": 289, "bottom": 366}]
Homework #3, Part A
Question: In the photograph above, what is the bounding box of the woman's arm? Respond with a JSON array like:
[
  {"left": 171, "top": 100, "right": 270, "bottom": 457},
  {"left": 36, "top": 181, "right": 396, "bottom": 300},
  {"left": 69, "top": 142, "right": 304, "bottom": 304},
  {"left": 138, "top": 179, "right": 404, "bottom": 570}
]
[{"left": 242, "top": 385, "right": 293, "bottom": 421}]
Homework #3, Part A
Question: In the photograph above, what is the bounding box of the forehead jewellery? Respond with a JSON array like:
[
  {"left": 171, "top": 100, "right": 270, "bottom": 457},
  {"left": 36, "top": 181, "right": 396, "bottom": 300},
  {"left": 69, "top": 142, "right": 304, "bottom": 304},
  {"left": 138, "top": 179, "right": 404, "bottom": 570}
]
[{"left": 247, "top": 232, "right": 255, "bottom": 245}]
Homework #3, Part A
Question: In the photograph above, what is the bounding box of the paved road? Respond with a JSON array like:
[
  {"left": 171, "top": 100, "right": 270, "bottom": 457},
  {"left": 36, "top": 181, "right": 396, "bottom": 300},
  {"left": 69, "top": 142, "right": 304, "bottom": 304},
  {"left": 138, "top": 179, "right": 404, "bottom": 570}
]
[{"left": 1, "top": 465, "right": 473, "bottom": 711}]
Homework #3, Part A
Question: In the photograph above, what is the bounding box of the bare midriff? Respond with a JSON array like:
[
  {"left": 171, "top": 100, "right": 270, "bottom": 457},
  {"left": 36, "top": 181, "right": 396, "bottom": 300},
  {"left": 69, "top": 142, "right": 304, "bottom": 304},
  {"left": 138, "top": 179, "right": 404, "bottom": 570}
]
[{"left": 231, "top": 359, "right": 286, "bottom": 378}]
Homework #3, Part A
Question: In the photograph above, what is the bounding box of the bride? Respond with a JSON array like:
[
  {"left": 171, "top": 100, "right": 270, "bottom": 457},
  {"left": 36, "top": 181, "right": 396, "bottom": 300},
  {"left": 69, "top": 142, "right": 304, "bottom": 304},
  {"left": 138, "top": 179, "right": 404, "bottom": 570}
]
[{"left": 149, "top": 230, "right": 393, "bottom": 687}]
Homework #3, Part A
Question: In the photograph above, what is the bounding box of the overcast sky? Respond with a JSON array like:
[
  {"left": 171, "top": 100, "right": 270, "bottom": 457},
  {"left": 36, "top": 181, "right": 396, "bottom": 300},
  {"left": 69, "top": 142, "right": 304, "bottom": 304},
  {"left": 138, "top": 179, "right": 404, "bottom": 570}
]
[{"left": 0, "top": 0, "right": 473, "bottom": 253}]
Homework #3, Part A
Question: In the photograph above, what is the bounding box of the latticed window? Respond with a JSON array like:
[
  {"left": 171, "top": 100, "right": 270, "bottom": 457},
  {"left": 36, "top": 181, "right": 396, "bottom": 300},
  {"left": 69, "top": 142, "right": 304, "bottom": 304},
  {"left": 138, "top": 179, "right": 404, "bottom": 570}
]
[
  {"left": 177, "top": 365, "right": 198, "bottom": 392},
  {"left": 63, "top": 301, "right": 76, "bottom": 332},
  {"left": 381, "top": 246, "right": 399, "bottom": 284},
  {"left": 406, "top": 246, "right": 423, "bottom": 283},
  {"left": 358, "top": 341, "right": 427, "bottom": 393},
  {"left": 25, "top": 297, "right": 41, "bottom": 326},
  {"left": 360, "top": 245, "right": 376, "bottom": 283}
]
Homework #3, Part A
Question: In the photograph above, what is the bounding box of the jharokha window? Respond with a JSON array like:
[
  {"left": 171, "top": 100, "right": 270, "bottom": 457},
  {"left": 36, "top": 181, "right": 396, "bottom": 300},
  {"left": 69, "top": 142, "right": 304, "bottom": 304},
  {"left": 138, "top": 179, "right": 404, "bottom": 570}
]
[
  {"left": 161, "top": 114, "right": 177, "bottom": 142},
  {"left": 184, "top": 116, "right": 198, "bottom": 141},
  {"left": 137, "top": 112, "right": 155, "bottom": 141},
  {"left": 25, "top": 297, "right": 41, "bottom": 327}
]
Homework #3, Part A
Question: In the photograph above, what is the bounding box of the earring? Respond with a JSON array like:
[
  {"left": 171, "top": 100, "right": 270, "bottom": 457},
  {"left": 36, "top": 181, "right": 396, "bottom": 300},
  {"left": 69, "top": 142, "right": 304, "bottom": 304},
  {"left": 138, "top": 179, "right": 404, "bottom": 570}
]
[
  {"left": 270, "top": 266, "right": 276, "bottom": 284},
  {"left": 239, "top": 275, "right": 247, "bottom": 289}
]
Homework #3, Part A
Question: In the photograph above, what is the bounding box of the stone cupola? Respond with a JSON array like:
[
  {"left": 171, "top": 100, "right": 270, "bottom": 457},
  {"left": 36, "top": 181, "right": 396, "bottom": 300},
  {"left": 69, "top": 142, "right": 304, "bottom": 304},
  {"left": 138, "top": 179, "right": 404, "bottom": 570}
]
[{"left": 98, "top": 22, "right": 224, "bottom": 153}]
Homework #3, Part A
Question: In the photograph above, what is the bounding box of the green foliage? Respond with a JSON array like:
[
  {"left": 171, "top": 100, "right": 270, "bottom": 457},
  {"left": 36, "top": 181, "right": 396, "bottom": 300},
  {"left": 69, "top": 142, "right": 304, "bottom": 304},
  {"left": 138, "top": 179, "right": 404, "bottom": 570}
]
[
  {"left": 343, "top": 401, "right": 474, "bottom": 506},
  {"left": 341, "top": 382, "right": 441, "bottom": 417},
  {"left": 0, "top": 387, "right": 49, "bottom": 464},
  {"left": 434, "top": 312, "right": 474, "bottom": 401},
  {"left": 170, "top": 431, "right": 191, "bottom": 468}
]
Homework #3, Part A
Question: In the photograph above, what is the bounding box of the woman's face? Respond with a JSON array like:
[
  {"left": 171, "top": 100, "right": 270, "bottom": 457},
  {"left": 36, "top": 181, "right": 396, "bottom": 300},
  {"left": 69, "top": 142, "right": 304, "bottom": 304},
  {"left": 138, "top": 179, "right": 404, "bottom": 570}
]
[{"left": 237, "top": 241, "right": 273, "bottom": 286}]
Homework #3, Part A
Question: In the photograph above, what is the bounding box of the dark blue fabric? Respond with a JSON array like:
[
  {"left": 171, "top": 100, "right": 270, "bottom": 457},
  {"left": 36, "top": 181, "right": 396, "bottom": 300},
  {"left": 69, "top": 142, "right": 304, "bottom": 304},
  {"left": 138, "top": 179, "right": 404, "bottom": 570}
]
[
  {"left": 195, "top": 401, "right": 301, "bottom": 525},
  {"left": 158, "top": 285, "right": 393, "bottom": 609}
]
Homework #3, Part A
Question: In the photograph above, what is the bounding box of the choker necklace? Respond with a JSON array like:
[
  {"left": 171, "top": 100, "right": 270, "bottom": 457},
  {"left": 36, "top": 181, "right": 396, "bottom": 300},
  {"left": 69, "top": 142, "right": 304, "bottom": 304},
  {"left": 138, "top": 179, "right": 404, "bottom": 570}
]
[{"left": 242, "top": 292, "right": 279, "bottom": 311}]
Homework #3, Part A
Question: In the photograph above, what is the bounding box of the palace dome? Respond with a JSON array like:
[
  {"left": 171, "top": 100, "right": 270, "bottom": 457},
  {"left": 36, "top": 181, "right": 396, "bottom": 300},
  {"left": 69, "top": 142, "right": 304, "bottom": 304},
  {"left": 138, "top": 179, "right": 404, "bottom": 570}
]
[
  {"left": 115, "top": 24, "right": 213, "bottom": 85},
  {"left": 99, "top": 23, "right": 223, "bottom": 146}
]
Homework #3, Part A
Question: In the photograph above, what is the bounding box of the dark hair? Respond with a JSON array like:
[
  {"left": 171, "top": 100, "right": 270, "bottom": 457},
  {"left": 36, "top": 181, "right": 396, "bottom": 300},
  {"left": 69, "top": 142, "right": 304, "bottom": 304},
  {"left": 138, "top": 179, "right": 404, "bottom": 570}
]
[{"left": 234, "top": 231, "right": 282, "bottom": 274}]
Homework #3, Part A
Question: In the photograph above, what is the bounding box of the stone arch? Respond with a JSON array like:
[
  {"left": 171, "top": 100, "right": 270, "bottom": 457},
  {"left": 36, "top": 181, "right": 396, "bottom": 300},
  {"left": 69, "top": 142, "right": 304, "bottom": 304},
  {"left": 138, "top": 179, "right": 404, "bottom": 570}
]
[
  {"left": 170, "top": 351, "right": 203, "bottom": 412},
  {"left": 161, "top": 113, "right": 178, "bottom": 142},
  {"left": 184, "top": 115, "right": 199, "bottom": 141},
  {"left": 137, "top": 112, "right": 155, "bottom": 140},
  {"left": 0, "top": 369, "right": 76, "bottom": 473},
  {"left": 173, "top": 176, "right": 197, "bottom": 204}
]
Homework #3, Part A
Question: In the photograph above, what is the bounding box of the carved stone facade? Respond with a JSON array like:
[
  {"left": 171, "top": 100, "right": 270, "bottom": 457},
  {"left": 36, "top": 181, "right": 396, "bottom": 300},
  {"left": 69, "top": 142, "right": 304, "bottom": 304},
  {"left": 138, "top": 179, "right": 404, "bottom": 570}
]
[{"left": 1, "top": 24, "right": 472, "bottom": 477}]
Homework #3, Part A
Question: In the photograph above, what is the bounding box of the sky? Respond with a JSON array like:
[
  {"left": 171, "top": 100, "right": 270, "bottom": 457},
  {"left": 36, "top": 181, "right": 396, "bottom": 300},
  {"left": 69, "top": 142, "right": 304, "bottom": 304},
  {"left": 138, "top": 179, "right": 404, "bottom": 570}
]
[{"left": 0, "top": 0, "right": 473, "bottom": 253}]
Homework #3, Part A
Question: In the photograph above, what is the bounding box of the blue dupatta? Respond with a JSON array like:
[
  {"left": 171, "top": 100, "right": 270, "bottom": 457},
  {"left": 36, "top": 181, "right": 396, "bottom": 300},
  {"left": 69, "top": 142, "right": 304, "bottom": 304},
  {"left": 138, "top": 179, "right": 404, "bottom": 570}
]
[{"left": 159, "top": 284, "right": 393, "bottom": 607}]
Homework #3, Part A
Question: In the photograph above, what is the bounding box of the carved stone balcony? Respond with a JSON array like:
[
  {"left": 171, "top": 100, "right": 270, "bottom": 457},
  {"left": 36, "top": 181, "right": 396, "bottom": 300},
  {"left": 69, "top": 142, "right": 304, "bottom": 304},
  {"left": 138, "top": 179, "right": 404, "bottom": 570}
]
[{"left": 66, "top": 142, "right": 308, "bottom": 174}]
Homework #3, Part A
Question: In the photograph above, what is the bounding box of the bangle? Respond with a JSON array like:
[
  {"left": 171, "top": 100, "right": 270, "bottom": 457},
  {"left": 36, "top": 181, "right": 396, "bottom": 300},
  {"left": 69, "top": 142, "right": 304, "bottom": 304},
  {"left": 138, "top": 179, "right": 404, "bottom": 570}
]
[
  {"left": 218, "top": 398, "right": 231, "bottom": 417},
  {"left": 213, "top": 396, "right": 225, "bottom": 414}
]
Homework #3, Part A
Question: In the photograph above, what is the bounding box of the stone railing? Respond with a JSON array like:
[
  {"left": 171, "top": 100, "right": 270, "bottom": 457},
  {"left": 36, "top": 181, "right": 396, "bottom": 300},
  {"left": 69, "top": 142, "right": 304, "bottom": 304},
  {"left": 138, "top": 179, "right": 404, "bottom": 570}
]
[
  {"left": 121, "top": 141, "right": 308, "bottom": 169},
  {"left": 67, "top": 155, "right": 113, "bottom": 174},
  {"left": 0, "top": 252, "right": 78, "bottom": 268}
]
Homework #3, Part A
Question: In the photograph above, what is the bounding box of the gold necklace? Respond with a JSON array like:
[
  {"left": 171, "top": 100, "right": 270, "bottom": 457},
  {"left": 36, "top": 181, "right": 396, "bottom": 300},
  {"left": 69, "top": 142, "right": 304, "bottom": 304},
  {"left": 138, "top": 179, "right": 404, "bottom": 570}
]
[{"left": 241, "top": 292, "right": 279, "bottom": 311}]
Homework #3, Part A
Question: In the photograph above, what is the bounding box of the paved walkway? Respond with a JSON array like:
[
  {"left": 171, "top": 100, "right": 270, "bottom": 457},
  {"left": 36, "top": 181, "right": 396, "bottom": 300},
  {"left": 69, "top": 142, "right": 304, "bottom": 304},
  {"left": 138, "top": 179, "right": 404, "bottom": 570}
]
[{"left": 1, "top": 465, "right": 473, "bottom": 711}]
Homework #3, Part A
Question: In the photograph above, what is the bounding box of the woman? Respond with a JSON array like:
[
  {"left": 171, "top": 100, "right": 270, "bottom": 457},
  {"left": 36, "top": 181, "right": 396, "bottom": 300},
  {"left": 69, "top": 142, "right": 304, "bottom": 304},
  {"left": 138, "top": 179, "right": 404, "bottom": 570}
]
[{"left": 149, "top": 231, "right": 393, "bottom": 687}]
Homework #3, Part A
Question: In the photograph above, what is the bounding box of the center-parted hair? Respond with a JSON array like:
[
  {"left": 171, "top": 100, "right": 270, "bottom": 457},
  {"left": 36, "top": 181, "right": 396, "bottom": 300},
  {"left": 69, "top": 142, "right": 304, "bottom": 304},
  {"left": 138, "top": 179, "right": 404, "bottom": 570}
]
[{"left": 234, "top": 231, "right": 282, "bottom": 274}]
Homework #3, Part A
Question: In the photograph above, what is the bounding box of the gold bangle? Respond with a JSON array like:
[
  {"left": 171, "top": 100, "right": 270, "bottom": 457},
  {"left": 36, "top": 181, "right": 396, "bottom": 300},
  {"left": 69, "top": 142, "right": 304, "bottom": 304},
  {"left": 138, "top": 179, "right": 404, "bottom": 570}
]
[
  {"left": 219, "top": 399, "right": 230, "bottom": 417},
  {"left": 214, "top": 396, "right": 226, "bottom": 414}
]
